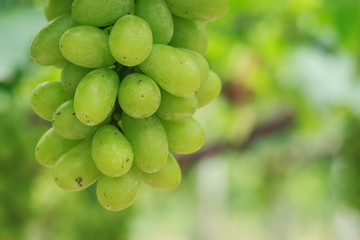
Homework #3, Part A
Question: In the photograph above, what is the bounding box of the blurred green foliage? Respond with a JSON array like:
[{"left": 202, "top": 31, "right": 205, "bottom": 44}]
[{"left": 1, "top": 0, "right": 360, "bottom": 239}]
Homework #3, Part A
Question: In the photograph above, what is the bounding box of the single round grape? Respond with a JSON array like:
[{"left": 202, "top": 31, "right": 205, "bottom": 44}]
[
  {"left": 30, "top": 14, "right": 78, "bottom": 66},
  {"left": 170, "top": 16, "right": 208, "bottom": 56},
  {"left": 135, "top": 0, "right": 173, "bottom": 44},
  {"left": 156, "top": 88, "right": 198, "bottom": 121},
  {"left": 60, "top": 62, "right": 92, "bottom": 94},
  {"left": 181, "top": 48, "right": 209, "bottom": 83},
  {"left": 31, "top": 81, "right": 73, "bottom": 121},
  {"left": 118, "top": 73, "right": 161, "bottom": 119},
  {"left": 109, "top": 15, "right": 153, "bottom": 66},
  {"left": 72, "top": 0, "right": 134, "bottom": 27},
  {"left": 44, "top": 0, "right": 73, "bottom": 21},
  {"left": 161, "top": 117, "right": 204, "bottom": 154},
  {"left": 141, "top": 154, "right": 181, "bottom": 190},
  {"left": 139, "top": 44, "right": 201, "bottom": 97},
  {"left": 96, "top": 168, "right": 140, "bottom": 211},
  {"left": 92, "top": 125, "right": 134, "bottom": 177},
  {"left": 60, "top": 26, "right": 115, "bottom": 68},
  {"left": 35, "top": 128, "right": 80, "bottom": 168},
  {"left": 53, "top": 100, "right": 99, "bottom": 140},
  {"left": 74, "top": 68, "right": 119, "bottom": 126},
  {"left": 122, "top": 114, "right": 168, "bottom": 173},
  {"left": 53, "top": 139, "right": 100, "bottom": 192},
  {"left": 196, "top": 71, "right": 222, "bottom": 108},
  {"left": 165, "top": 0, "right": 230, "bottom": 22}
]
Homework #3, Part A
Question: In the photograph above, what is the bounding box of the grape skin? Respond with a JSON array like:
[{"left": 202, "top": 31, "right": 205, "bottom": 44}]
[
  {"left": 30, "top": 0, "right": 226, "bottom": 211},
  {"left": 96, "top": 168, "right": 140, "bottom": 211},
  {"left": 35, "top": 128, "right": 80, "bottom": 168},
  {"left": 44, "top": 0, "right": 74, "bottom": 21},
  {"left": 30, "top": 14, "right": 78, "bottom": 66},
  {"left": 170, "top": 16, "right": 208, "bottom": 56},
  {"left": 196, "top": 71, "right": 222, "bottom": 108},
  {"left": 60, "top": 26, "right": 115, "bottom": 68},
  {"left": 141, "top": 154, "right": 181, "bottom": 190},
  {"left": 92, "top": 125, "right": 134, "bottom": 178},
  {"left": 53, "top": 139, "right": 100, "bottom": 192},
  {"left": 139, "top": 44, "right": 201, "bottom": 97},
  {"left": 118, "top": 73, "right": 161, "bottom": 119},
  {"left": 109, "top": 15, "right": 153, "bottom": 67},
  {"left": 31, "top": 81, "right": 73, "bottom": 121},
  {"left": 135, "top": 0, "right": 174, "bottom": 44},
  {"left": 74, "top": 68, "right": 119, "bottom": 126},
  {"left": 122, "top": 114, "right": 169, "bottom": 173},
  {"left": 53, "top": 100, "right": 99, "bottom": 140}
]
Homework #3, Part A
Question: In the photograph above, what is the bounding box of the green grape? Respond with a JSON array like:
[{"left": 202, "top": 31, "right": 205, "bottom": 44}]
[
  {"left": 92, "top": 125, "right": 134, "bottom": 177},
  {"left": 169, "top": 16, "right": 208, "bottom": 56},
  {"left": 31, "top": 81, "right": 73, "bottom": 121},
  {"left": 53, "top": 138, "right": 100, "bottom": 192},
  {"left": 135, "top": 0, "right": 173, "bottom": 44},
  {"left": 156, "top": 88, "right": 198, "bottom": 121},
  {"left": 72, "top": 0, "right": 134, "bottom": 27},
  {"left": 161, "top": 117, "right": 204, "bottom": 154},
  {"left": 60, "top": 62, "right": 92, "bottom": 94},
  {"left": 109, "top": 15, "right": 153, "bottom": 67},
  {"left": 181, "top": 48, "right": 209, "bottom": 83},
  {"left": 165, "top": 0, "right": 230, "bottom": 22},
  {"left": 196, "top": 71, "right": 222, "bottom": 108},
  {"left": 118, "top": 73, "right": 161, "bottom": 119},
  {"left": 74, "top": 68, "right": 119, "bottom": 126},
  {"left": 35, "top": 128, "right": 80, "bottom": 168},
  {"left": 141, "top": 154, "right": 181, "bottom": 190},
  {"left": 96, "top": 168, "right": 140, "bottom": 211},
  {"left": 30, "top": 14, "right": 78, "bottom": 66},
  {"left": 122, "top": 114, "right": 168, "bottom": 173},
  {"left": 60, "top": 26, "right": 115, "bottom": 68},
  {"left": 53, "top": 100, "right": 99, "bottom": 140},
  {"left": 44, "top": 0, "right": 74, "bottom": 21},
  {"left": 139, "top": 44, "right": 201, "bottom": 97}
]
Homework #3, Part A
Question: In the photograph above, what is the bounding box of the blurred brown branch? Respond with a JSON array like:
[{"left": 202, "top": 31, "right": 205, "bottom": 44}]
[{"left": 177, "top": 112, "right": 295, "bottom": 172}]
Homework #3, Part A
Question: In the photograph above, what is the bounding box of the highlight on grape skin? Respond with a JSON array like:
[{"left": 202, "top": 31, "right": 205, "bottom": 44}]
[{"left": 30, "top": 0, "right": 230, "bottom": 211}]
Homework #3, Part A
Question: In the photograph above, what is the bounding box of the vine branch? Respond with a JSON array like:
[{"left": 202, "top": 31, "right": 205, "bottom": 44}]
[{"left": 177, "top": 112, "right": 295, "bottom": 171}]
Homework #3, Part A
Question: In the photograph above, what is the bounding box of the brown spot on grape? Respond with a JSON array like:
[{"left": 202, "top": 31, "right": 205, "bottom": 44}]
[
  {"left": 75, "top": 177, "right": 83, "bottom": 187},
  {"left": 126, "top": 158, "right": 129, "bottom": 162},
  {"left": 55, "top": 112, "right": 61, "bottom": 115},
  {"left": 72, "top": 112, "right": 75, "bottom": 115}
]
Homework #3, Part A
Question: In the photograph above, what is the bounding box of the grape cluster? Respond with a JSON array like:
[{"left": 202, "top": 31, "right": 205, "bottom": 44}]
[{"left": 31, "top": 0, "right": 229, "bottom": 211}]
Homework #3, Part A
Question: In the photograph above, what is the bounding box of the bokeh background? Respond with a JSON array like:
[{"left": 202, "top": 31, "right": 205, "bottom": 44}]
[{"left": 1, "top": 0, "right": 360, "bottom": 239}]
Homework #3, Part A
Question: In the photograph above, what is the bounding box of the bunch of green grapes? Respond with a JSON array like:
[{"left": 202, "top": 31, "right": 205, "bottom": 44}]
[{"left": 30, "top": 0, "right": 229, "bottom": 211}]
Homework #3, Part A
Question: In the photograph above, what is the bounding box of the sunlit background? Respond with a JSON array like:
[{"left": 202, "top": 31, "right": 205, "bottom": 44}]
[{"left": 1, "top": 0, "right": 360, "bottom": 239}]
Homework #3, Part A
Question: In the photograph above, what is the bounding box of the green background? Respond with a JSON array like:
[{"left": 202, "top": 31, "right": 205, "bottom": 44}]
[{"left": 1, "top": 0, "right": 360, "bottom": 239}]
